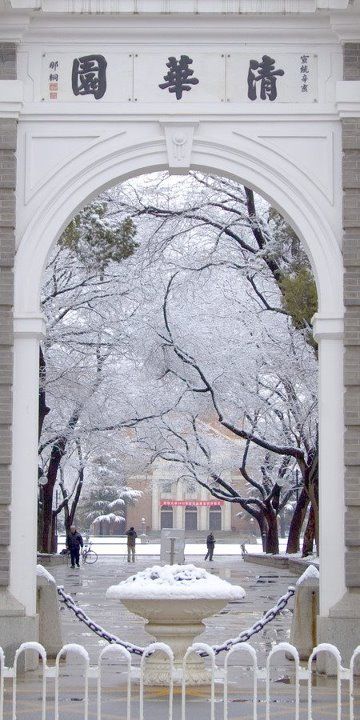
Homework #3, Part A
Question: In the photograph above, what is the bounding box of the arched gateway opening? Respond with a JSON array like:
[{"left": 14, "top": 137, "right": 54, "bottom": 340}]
[
  {"left": 38, "top": 170, "right": 321, "bottom": 558},
  {"left": 8, "top": 130, "right": 345, "bottom": 664}
]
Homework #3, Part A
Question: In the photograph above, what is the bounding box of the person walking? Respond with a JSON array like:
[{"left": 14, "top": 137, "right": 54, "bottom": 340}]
[
  {"left": 66, "top": 525, "right": 84, "bottom": 568},
  {"left": 126, "top": 526, "right": 137, "bottom": 562},
  {"left": 205, "top": 531, "right": 215, "bottom": 561}
]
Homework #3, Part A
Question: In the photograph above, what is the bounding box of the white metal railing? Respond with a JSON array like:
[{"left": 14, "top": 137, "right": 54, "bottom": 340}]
[{"left": 0, "top": 640, "right": 359, "bottom": 719}]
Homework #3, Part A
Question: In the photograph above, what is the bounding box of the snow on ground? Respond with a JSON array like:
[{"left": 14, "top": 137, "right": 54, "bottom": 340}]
[
  {"left": 58, "top": 536, "right": 289, "bottom": 556},
  {"left": 106, "top": 563, "right": 246, "bottom": 600}
]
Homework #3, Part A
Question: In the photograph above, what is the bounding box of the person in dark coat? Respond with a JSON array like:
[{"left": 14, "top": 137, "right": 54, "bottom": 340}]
[
  {"left": 205, "top": 532, "right": 215, "bottom": 561},
  {"left": 126, "top": 527, "right": 137, "bottom": 562},
  {"left": 66, "top": 525, "right": 84, "bottom": 568}
]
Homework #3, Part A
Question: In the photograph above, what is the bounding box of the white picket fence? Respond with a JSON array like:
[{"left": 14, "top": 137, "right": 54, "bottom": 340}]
[{"left": 1, "top": 640, "right": 359, "bottom": 719}]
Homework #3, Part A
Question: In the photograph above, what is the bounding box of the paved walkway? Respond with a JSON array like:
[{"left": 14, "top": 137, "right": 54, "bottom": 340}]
[
  {"left": 52, "top": 553, "right": 295, "bottom": 664},
  {"left": 3, "top": 555, "right": 358, "bottom": 719}
]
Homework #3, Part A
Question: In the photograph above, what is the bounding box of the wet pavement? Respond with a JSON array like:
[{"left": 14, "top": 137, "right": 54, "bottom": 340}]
[
  {"left": 52, "top": 554, "right": 295, "bottom": 665},
  {"left": 3, "top": 555, "right": 359, "bottom": 719}
]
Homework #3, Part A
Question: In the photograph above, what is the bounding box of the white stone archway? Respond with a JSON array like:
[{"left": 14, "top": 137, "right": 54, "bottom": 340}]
[
  {"left": 2, "top": 0, "right": 360, "bottom": 664},
  {"left": 12, "top": 131, "right": 344, "bottom": 627},
  {"left": 15, "top": 133, "right": 342, "bottom": 317}
]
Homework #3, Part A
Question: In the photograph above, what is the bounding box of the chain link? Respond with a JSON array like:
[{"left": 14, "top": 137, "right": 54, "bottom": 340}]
[
  {"left": 57, "top": 583, "right": 295, "bottom": 658},
  {"left": 209, "top": 585, "right": 295, "bottom": 656},
  {"left": 57, "top": 586, "right": 145, "bottom": 655}
]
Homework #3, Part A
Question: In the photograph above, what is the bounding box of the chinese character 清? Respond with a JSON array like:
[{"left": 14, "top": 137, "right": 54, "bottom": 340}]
[{"left": 247, "top": 55, "right": 284, "bottom": 101}]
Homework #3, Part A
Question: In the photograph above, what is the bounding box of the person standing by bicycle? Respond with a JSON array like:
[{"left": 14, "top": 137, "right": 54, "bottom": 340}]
[
  {"left": 67, "top": 525, "right": 84, "bottom": 568},
  {"left": 126, "top": 527, "right": 137, "bottom": 563}
]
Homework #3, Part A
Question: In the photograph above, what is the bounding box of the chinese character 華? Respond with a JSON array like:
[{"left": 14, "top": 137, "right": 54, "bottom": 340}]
[
  {"left": 159, "top": 55, "right": 199, "bottom": 100},
  {"left": 247, "top": 55, "right": 284, "bottom": 101},
  {"left": 72, "top": 55, "right": 107, "bottom": 100}
]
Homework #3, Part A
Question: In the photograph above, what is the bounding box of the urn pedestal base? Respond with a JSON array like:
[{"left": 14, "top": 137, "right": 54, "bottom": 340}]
[
  {"left": 143, "top": 621, "right": 212, "bottom": 685},
  {"left": 122, "top": 598, "right": 227, "bottom": 686}
]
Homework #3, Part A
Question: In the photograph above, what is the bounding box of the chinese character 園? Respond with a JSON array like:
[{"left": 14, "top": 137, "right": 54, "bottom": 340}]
[{"left": 72, "top": 55, "right": 107, "bottom": 100}]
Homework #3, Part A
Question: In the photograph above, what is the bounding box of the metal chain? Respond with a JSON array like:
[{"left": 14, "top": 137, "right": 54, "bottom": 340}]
[
  {"left": 57, "top": 583, "right": 295, "bottom": 657},
  {"left": 57, "top": 586, "right": 145, "bottom": 655},
  {"left": 210, "top": 585, "right": 296, "bottom": 656}
]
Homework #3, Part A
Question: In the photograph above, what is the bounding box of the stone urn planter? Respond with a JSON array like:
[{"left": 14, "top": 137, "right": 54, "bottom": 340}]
[{"left": 106, "top": 564, "right": 245, "bottom": 685}]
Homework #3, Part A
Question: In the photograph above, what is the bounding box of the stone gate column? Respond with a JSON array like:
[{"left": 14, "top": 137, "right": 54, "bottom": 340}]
[
  {"left": 317, "top": 42, "right": 360, "bottom": 665},
  {"left": 10, "top": 317, "right": 44, "bottom": 616},
  {"left": 313, "top": 317, "right": 345, "bottom": 616},
  {"left": 0, "top": 43, "right": 39, "bottom": 662},
  {"left": 0, "top": 43, "right": 15, "bottom": 599}
]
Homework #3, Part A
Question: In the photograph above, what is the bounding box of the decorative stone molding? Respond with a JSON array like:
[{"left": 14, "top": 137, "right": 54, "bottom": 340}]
[
  {"left": 13, "top": 315, "right": 46, "bottom": 339},
  {"left": 336, "top": 81, "right": 360, "bottom": 118},
  {"left": 7, "top": 0, "right": 351, "bottom": 13},
  {"left": 312, "top": 315, "right": 344, "bottom": 340},
  {"left": 161, "top": 122, "right": 198, "bottom": 174},
  {"left": 0, "top": 81, "right": 23, "bottom": 119}
]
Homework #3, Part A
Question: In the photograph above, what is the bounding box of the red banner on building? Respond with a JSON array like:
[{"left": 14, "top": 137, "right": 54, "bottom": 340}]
[{"left": 160, "top": 500, "right": 224, "bottom": 506}]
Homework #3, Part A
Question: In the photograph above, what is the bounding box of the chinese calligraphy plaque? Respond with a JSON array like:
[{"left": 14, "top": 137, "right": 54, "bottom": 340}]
[
  {"left": 72, "top": 55, "right": 107, "bottom": 99},
  {"left": 159, "top": 55, "right": 199, "bottom": 100},
  {"left": 247, "top": 55, "right": 285, "bottom": 101}
]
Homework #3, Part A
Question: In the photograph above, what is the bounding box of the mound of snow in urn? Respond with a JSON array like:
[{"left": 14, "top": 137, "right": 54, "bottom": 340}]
[{"left": 106, "top": 563, "right": 245, "bottom": 600}]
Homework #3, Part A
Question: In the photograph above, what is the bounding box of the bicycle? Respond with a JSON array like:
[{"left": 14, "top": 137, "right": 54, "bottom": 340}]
[{"left": 82, "top": 542, "right": 98, "bottom": 564}]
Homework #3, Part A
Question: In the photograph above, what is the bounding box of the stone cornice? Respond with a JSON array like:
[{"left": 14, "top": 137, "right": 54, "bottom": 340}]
[
  {"left": 13, "top": 315, "right": 46, "bottom": 339},
  {"left": 0, "top": 80, "right": 23, "bottom": 118},
  {"left": 313, "top": 315, "right": 344, "bottom": 341},
  {"left": 336, "top": 80, "right": 360, "bottom": 117},
  {"left": 2, "top": 0, "right": 352, "bottom": 13}
]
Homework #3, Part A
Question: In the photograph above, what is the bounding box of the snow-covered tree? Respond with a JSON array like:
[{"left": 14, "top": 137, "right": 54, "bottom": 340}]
[
  {"left": 38, "top": 201, "right": 138, "bottom": 552},
  {"left": 39, "top": 172, "right": 318, "bottom": 556},
  {"left": 75, "top": 456, "right": 141, "bottom": 532}
]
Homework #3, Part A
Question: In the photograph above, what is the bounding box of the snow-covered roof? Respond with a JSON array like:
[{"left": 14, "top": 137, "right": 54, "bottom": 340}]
[{"left": 106, "top": 563, "right": 245, "bottom": 600}]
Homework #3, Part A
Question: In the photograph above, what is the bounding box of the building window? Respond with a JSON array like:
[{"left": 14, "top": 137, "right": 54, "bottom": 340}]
[
  {"left": 209, "top": 505, "right": 222, "bottom": 531},
  {"left": 161, "top": 480, "right": 172, "bottom": 496},
  {"left": 185, "top": 505, "right": 198, "bottom": 531},
  {"left": 185, "top": 481, "right": 197, "bottom": 497},
  {"left": 161, "top": 505, "right": 174, "bottom": 529}
]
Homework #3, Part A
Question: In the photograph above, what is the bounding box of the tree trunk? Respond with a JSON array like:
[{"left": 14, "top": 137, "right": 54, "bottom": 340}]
[
  {"left": 264, "top": 509, "right": 279, "bottom": 554},
  {"left": 38, "top": 347, "right": 50, "bottom": 440},
  {"left": 302, "top": 504, "right": 316, "bottom": 557},
  {"left": 39, "top": 436, "right": 67, "bottom": 553},
  {"left": 38, "top": 406, "right": 80, "bottom": 553},
  {"left": 286, "top": 487, "right": 309, "bottom": 553},
  {"left": 306, "top": 448, "right": 319, "bottom": 552},
  {"left": 42, "top": 482, "right": 57, "bottom": 553},
  {"left": 254, "top": 514, "right": 267, "bottom": 551}
]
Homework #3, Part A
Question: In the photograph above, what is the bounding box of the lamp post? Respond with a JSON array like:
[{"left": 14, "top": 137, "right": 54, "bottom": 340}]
[{"left": 140, "top": 516, "right": 147, "bottom": 543}]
